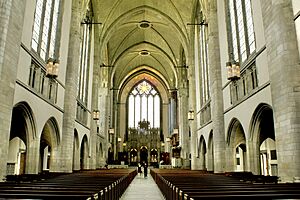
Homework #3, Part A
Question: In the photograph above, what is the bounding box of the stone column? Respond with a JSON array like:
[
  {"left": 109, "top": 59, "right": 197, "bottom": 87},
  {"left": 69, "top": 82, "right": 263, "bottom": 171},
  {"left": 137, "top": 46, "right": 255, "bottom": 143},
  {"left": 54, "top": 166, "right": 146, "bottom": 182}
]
[
  {"left": 58, "top": 0, "right": 82, "bottom": 172},
  {"left": 89, "top": 65, "right": 100, "bottom": 170},
  {"left": 260, "top": 0, "right": 300, "bottom": 182},
  {"left": 177, "top": 85, "right": 189, "bottom": 166},
  {"left": 25, "top": 139, "right": 40, "bottom": 174},
  {"left": 0, "top": 0, "right": 26, "bottom": 180},
  {"left": 207, "top": 0, "right": 226, "bottom": 173},
  {"left": 188, "top": 26, "right": 198, "bottom": 170}
]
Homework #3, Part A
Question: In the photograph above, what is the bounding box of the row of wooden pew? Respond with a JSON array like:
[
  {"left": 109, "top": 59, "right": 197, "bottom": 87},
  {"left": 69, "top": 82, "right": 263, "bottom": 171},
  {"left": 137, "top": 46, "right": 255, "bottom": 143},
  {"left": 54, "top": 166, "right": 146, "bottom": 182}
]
[
  {"left": 151, "top": 169, "right": 300, "bottom": 199},
  {"left": 0, "top": 169, "right": 137, "bottom": 199}
]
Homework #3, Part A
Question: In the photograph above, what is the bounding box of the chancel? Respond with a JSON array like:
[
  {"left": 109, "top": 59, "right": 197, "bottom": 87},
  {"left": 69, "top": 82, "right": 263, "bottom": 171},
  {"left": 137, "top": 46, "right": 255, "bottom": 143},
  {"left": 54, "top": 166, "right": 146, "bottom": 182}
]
[{"left": 0, "top": 0, "right": 300, "bottom": 199}]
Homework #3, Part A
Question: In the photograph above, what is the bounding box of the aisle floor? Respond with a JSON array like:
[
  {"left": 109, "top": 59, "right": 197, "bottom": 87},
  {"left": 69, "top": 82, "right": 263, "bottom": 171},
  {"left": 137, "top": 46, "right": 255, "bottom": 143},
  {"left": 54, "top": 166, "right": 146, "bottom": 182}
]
[{"left": 120, "top": 170, "right": 165, "bottom": 200}]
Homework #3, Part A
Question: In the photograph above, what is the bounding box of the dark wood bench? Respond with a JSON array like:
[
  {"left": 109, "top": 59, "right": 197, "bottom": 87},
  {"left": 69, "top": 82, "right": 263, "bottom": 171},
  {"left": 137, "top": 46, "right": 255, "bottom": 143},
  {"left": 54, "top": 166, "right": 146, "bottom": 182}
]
[
  {"left": 151, "top": 169, "right": 300, "bottom": 200},
  {"left": 0, "top": 169, "right": 137, "bottom": 200}
]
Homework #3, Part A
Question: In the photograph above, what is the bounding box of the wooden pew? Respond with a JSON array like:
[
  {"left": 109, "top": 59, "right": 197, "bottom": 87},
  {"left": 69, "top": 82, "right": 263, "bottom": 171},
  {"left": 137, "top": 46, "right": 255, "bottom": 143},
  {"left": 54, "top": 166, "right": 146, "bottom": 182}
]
[
  {"left": 151, "top": 169, "right": 300, "bottom": 200},
  {"left": 0, "top": 168, "right": 137, "bottom": 200}
]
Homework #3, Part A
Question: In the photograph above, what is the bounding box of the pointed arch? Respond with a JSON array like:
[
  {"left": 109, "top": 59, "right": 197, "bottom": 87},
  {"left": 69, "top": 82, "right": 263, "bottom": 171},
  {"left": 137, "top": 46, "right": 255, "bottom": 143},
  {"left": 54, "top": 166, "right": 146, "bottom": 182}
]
[
  {"left": 249, "top": 103, "right": 277, "bottom": 175},
  {"left": 80, "top": 134, "right": 89, "bottom": 170},
  {"left": 227, "top": 118, "right": 247, "bottom": 172},
  {"left": 207, "top": 130, "right": 214, "bottom": 172},
  {"left": 8, "top": 102, "right": 36, "bottom": 175},
  {"left": 199, "top": 135, "right": 207, "bottom": 170},
  {"left": 40, "top": 117, "right": 60, "bottom": 172}
]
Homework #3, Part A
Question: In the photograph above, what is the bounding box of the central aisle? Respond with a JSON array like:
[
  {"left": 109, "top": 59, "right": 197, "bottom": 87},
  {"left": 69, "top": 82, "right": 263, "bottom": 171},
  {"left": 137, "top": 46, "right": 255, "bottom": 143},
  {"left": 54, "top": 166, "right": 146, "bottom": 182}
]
[{"left": 120, "top": 169, "right": 165, "bottom": 200}]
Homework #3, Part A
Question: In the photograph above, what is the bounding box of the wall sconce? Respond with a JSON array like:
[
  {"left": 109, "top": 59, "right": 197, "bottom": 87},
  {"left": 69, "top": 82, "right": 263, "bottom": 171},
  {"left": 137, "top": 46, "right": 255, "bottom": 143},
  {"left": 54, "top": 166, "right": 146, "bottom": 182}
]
[
  {"left": 118, "top": 137, "right": 122, "bottom": 142},
  {"left": 188, "top": 110, "right": 195, "bottom": 120},
  {"left": 46, "top": 58, "right": 59, "bottom": 78},
  {"left": 123, "top": 143, "right": 126, "bottom": 147},
  {"left": 92, "top": 110, "right": 100, "bottom": 120},
  {"left": 226, "top": 61, "right": 240, "bottom": 80}
]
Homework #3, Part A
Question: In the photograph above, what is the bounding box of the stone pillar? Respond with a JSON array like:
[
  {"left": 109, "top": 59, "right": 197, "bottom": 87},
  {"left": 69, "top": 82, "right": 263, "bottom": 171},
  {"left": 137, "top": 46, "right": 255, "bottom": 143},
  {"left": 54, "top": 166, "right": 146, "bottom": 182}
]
[
  {"left": 58, "top": 0, "right": 82, "bottom": 172},
  {"left": 246, "top": 140, "right": 260, "bottom": 174},
  {"left": 177, "top": 86, "right": 189, "bottom": 164},
  {"left": 260, "top": 0, "right": 300, "bottom": 182},
  {"left": 0, "top": 0, "right": 26, "bottom": 180},
  {"left": 89, "top": 65, "right": 100, "bottom": 170},
  {"left": 25, "top": 139, "right": 40, "bottom": 174},
  {"left": 188, "top": 49, "right": 198, "bottom": 170},
  {"left": 207, "top": 0, "right": 226, "bottom": 173}
]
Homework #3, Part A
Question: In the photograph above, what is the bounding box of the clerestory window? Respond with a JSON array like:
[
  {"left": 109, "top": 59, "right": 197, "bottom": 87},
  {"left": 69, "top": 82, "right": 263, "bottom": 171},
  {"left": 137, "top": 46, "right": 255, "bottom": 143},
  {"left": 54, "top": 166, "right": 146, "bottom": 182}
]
[
  {"left": 31, "top": 0, "right": 60, "bottom": 61},
  {"left": 77, "top": 16, "right": 91, "bottom": 105},
  {"left": 228, "top": 0, "right": 255, "bottom": 62}
]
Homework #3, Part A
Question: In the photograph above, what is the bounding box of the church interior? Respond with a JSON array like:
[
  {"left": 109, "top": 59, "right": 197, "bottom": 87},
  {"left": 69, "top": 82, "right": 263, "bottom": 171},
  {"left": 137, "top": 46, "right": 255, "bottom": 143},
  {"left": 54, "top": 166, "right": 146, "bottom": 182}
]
[{"left": 0, "top": 0, "right": 300, "bottom": 199}]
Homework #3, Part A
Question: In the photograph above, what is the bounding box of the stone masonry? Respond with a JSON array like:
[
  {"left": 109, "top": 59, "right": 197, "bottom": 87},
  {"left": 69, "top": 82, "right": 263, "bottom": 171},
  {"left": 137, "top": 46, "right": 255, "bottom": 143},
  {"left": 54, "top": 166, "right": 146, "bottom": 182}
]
[
  {"left": 207, "top": 0, "right": 226, "bottom": 173},
  {"left": 58, "top": 0, "right": 83, "bottom": 172},
  {"left": 0, "top": 0, "right": 25, "bottom": 180},
  {"left": 261, "top": 0, "right": 300, "bottom": 182}
]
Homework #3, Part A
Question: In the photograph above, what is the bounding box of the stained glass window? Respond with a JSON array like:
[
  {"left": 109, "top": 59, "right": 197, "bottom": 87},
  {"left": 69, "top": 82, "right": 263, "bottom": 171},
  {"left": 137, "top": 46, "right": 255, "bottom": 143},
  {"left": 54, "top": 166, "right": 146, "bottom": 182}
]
[{"left": 128, "top": 80, "right": 161, "bottom": 128}]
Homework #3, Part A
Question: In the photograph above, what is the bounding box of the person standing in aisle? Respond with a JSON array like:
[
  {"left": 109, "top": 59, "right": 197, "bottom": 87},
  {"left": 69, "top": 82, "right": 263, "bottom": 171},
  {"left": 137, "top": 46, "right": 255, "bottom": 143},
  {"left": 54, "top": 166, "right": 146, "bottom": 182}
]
[{"left": 143, "top": 162, "right": 148, "bottom": 178}]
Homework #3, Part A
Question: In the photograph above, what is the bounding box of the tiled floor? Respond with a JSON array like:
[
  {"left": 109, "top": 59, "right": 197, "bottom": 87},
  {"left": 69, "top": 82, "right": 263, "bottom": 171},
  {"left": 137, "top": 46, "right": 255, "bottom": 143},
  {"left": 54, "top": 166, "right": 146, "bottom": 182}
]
[{"left": 120, "top": 170, "right": 165, "bottom": 200}]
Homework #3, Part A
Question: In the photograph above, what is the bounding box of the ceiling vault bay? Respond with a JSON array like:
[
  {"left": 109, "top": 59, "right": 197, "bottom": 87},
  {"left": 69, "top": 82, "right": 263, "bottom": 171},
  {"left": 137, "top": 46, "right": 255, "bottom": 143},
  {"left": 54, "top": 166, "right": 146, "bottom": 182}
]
[{"left": 92, "top": 0, "right": 195, "bottom": 91}]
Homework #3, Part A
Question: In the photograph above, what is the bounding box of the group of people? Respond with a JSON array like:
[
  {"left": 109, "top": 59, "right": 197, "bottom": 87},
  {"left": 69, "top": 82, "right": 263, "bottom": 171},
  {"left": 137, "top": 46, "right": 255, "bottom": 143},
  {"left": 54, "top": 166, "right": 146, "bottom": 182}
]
[{"left": 137, "top": 162, "right": 148, "bottom": 178}]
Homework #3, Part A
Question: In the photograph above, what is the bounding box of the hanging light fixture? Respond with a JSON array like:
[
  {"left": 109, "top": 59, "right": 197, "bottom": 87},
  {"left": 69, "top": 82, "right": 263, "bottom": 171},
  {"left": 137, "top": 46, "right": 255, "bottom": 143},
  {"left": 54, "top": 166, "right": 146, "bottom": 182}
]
[
  {"left": 226, "top": 61, "right": 240, "bottom": 80},
  {"left": 109, "top": 128, "right": 115, "bottom": 134},
  {"left": 92, "top": 110, "right": 100, "bottom": 120},
  {"left": 46, "top": 58, "right": 59, "bottom": 78},
  {"left": 188, "top": 110, "right": 195, "bottom": 120}
]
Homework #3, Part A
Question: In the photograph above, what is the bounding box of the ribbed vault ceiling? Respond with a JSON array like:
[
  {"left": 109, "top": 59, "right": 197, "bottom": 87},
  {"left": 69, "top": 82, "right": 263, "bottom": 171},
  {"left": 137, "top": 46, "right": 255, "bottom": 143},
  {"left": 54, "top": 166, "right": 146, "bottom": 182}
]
[{"left": 92, "top": 0, "right": 197, "bottom": 89}]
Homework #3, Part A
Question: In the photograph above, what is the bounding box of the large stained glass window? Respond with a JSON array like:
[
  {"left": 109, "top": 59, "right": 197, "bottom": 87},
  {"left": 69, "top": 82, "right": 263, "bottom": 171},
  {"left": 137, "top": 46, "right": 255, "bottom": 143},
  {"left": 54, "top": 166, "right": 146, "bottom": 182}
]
[{"left": 127, "top": 81, "right": 161, "bottom": 128}]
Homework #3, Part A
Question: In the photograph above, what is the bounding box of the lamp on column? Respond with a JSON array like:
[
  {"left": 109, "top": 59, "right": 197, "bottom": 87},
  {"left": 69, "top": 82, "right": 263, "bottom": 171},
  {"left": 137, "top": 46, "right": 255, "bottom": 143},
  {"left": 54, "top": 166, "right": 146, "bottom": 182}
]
[
  {"left": 226, "top": 61, "right": 240, "bottom": 80},
  {"left": 46, "top": 58, "right": 59, "bottom": 78},
  {"left": 109, "top": 128, "right": 114, "bottom": 143},
  {"left": 92, "top": 110, "right": 100, "bottom": 120},
  {"left": 188, "top": 110, "right": 195, "bottom": 120},
  {"left": 92, "top": 110, "right": 100, "bottom": 133}
]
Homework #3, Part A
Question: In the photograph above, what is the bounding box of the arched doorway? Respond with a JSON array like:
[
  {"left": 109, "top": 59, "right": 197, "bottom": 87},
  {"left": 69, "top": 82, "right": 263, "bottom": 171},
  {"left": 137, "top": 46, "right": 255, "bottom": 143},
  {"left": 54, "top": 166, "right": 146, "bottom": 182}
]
[
  {"left": 199, "top": 135, "right": 207, "bottom": 170},
  {"left": 7, "top": 137, "right": 26, "bottom": 175},
  {"left": 207, "top": 131, "right": 214, "bottom": 172},
  {"left": 140, "top": 146, "right": 148, "bottom": 164},
  {"left": 130, "top": 149, "right": 137, "bottom": 165},
  {"left": 80, "top": 135, "right": 89, "bottom": 170},
  {"left": 40, "top": 117, "right": 60, "bottom": 173},
  {"left": 249, "top": 104, "right": 277, "bottom": 175},
  {"left": 227, "top": 118, "right": 247, "bottom": 172},
  {"left": 260, "top": 138, "right": 277, "bottom": 176},
  {"left": 8, "top": 102, "right": 36, "bottom": 175},
  {"left": 150, "top": 149, "right": 158, "bottom": 166}
]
